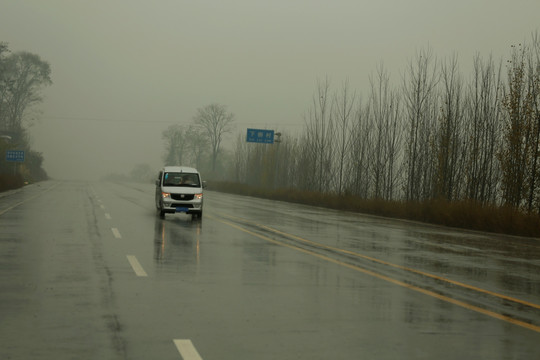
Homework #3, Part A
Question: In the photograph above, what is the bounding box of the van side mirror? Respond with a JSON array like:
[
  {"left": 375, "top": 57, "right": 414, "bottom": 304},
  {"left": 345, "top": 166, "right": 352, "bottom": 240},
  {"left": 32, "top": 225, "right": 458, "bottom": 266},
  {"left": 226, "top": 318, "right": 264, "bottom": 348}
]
[
  {"left": 202, "top": 181, "right": 207, "bottom": 189},
  {"left": 155, "top": 179, "right": 160, "bottom": 186}
]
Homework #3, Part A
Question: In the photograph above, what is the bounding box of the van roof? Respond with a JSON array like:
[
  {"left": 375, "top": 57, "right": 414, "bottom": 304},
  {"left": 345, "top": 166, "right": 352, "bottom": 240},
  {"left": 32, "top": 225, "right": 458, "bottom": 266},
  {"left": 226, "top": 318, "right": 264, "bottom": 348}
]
[{"left": 161, "top": 166, "right": 199, "bottom": 173}]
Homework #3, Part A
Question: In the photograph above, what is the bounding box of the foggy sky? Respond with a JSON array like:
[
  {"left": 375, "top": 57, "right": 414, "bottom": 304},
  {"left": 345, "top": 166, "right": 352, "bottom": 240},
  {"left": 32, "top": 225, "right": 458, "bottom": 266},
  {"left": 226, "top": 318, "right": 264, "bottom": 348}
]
[{"left": 1, "top": 0, "right": 539, "bottom": 180}]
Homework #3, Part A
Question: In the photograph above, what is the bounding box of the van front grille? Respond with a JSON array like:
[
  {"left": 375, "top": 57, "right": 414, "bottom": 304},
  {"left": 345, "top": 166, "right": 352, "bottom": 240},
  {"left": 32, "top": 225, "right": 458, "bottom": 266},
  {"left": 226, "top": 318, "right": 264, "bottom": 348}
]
[{"left": 171, "top": 194, "right": 194, "bottom": 201}]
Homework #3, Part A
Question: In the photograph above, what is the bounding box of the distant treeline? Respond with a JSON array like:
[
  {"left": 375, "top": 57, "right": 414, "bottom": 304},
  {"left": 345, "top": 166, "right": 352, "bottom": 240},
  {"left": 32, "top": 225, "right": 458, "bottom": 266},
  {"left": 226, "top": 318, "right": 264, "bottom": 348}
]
[{"left": 227, "top": 33, "right": 540, "bottom": 216}]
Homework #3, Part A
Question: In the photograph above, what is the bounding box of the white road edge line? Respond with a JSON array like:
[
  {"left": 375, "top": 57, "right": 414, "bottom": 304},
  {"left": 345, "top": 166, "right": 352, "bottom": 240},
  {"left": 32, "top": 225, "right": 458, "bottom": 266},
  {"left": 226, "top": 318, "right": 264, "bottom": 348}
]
[
  {"left": 111, "top": 228, "right": 122, "bottom": 239},
  {"left": 0, "top": 182, "right": 60, "bottom": 217},
  {"left": 174, "top": 339, "right": 203, "bottom": 360},
  {"left": 127, "top": 255, "right": 148, "bottom": 277},
  {"left": 105, "top": 213, "right": 111, "bottom": 220}
]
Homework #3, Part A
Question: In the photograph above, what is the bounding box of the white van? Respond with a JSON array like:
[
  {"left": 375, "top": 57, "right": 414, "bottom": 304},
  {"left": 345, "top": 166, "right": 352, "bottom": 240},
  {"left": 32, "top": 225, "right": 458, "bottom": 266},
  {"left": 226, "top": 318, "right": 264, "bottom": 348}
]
[{"left": 155, "top": 166, "right": 205, "bottom": 219}]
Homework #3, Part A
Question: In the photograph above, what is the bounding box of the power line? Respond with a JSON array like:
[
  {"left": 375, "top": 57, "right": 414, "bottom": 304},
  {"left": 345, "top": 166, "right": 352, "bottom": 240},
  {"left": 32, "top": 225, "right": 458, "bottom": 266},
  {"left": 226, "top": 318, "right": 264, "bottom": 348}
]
[
  {"left": 40, "top": 116, "right": 305, "bottom": 128},
  {"left": 41, "top": 116, "right": 180, "bottom": 124}
]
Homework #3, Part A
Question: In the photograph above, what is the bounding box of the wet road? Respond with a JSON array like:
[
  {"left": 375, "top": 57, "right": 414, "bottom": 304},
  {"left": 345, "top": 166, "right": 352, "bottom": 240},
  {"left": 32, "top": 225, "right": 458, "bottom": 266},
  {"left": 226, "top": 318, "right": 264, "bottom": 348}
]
[{"left": 1, "top": 180, "right": 539, "bottom": 359}]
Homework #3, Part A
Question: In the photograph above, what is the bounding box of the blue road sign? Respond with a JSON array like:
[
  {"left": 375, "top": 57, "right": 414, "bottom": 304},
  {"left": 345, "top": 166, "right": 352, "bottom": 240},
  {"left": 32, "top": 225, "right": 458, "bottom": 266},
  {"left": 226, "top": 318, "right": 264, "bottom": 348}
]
[
  {"left": 246, "top": 128, "right": 274, "bottom": 144},
  {"left": 5, "top": 150, "right": 25, "bottom": 162}
]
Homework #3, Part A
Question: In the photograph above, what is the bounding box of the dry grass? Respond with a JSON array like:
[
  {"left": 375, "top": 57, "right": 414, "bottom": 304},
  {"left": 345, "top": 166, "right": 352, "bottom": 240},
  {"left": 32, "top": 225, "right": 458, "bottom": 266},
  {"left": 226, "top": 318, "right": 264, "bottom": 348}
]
[
  {"left": 209, "top": 181, "right": 540, "bottom": 238},
  {"left": 0, "top": 174, "right": 24, "bottom": 193}
]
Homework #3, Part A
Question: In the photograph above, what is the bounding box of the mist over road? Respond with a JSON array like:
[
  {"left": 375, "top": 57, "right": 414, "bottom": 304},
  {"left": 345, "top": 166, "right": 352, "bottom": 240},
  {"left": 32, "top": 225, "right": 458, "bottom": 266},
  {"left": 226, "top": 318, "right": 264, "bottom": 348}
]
[{"left": 1, "top": 181, "right": 539, "bottom": 359}]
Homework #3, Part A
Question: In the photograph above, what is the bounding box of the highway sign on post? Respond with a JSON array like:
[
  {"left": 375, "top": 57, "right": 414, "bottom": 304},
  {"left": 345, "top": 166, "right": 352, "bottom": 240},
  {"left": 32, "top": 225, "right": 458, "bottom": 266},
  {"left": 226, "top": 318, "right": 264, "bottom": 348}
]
[
  {"left": 5, "top": 150, "right": 25, "bottom": 162},
  {"left": 246, "top": 128, "right": 274, "bottom": 144}
]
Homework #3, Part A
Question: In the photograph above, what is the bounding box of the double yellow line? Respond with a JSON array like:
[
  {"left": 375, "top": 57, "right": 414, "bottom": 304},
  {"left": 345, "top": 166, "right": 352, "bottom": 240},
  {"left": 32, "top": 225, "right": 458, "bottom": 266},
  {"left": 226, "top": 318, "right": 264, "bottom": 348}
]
[{"left": 210, "top": 212, "right": 540, "bottom": 333}]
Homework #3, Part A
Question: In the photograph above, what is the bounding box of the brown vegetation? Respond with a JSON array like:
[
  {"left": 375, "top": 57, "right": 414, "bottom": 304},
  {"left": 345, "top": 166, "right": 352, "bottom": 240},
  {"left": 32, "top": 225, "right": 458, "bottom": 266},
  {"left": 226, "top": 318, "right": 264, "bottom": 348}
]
[
  {"left": 209, "top": 181, "right": 540, "bottom": 238},
  {"left": 0, "top": 173, "right": 24, "bottom": 192}
]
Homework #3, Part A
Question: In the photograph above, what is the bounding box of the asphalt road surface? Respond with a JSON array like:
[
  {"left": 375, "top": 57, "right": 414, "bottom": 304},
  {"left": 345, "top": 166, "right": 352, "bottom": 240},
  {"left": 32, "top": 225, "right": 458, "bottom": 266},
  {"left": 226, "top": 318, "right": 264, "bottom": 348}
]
[{"left": 1, "top": 180, "right": 539, "bottom": 359}]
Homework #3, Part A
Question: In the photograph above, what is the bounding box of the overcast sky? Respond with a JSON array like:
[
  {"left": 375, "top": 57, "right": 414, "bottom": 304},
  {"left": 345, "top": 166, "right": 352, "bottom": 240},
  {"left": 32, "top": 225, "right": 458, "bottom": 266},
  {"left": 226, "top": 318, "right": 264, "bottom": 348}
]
[{"left": 1, "top": 0, "right": 539, "bottom": 180}]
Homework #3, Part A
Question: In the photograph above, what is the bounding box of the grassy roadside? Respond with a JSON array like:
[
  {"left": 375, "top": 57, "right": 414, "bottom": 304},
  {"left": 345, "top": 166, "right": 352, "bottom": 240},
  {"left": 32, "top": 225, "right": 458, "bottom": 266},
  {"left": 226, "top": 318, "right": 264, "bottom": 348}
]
[
  {"left": 209, "top": 181, "right": 540, "bottom": 238},
  {"left": 0, "top": 174, "right": 24, "bottom": 193}
]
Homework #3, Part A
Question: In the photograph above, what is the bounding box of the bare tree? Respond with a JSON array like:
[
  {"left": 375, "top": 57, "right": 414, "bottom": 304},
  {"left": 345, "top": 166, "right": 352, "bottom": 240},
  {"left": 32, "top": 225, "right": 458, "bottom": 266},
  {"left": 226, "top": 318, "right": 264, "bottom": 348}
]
[
  {"left": 185, "top": 125, "right": 209, "bottom": 170},
  {"left": 0, "top": 51, "right": 51, "bottom": 133},
  {"left": 382, "top": 86, "right": 403, "bottom": 200},
  {"left": 232, "top": 132, "right": 249, "bottom": 183},
  {"left": 434, "top": 54, "right": 465, "bottom": 200},
  {"left": 295, "top": 132, "right": 317, "bottom": 191},
  {"left": 332, "top": 79, "right": 356, "bottom": 195},
  {"left": 499, "top": 43, "right": 535, "bottom": 208},
  {"left": 366, "top": 64, "right": 403, "bottom": 200},
  {"left": 0, "top": 43, "right": 10, "bottom": 130},
  {"left": 276, "top": 133, "right": 300, "bottom": 189},
  {"left": 162, "top": 124, "right": 188, "bottom": 166},
  {"left": 529, "top": 32, "right": 540, "bottom": 211},
  {"left": 402, "top": 48, "right": 439, "bottom": 201},
  {"left": 246, "top": 143, "right": 268, "bottom": 187},
  {"left": 193, "top": 103, "right": 235, "bottom": 173},
  {"left": 348, "top": 98, "right": 371, "bottom": 198},
  {"left": 0, "top": 45, "right": 51, "bottom": 179},
  {"left": 463, "top": 54, "right": 502, "bottom": 204},
  {"left": 303, "top": 78, "right": 335, "bottom": 192}
]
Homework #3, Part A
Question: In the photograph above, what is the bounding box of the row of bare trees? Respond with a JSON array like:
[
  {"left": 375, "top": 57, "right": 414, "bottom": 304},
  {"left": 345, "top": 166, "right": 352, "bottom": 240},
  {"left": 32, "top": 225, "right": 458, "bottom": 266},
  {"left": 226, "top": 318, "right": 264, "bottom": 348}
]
[
  {"left": 162, "top": 103, "right": 235, "bottom": 176},
  {"left": 229, "top": 34, "right": 540, "bottom": 212}
]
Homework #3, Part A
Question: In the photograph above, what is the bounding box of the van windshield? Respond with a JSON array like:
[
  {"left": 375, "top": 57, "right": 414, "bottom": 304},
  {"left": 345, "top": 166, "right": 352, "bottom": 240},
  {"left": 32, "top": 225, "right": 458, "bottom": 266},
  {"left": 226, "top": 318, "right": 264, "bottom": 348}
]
[{"left": 163, "top": 172, "right": 201, "bottom": 187}]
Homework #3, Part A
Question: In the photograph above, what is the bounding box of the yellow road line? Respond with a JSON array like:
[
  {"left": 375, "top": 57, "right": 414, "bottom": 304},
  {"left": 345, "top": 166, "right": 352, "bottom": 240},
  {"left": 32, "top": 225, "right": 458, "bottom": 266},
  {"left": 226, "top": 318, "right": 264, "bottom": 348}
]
[
  {"left": 209, "top": 214, "right": 540, "bottom": 333},
  {"left": 260, "top": 224, "right": 540, "bottom": 311},
  {"left": 216, "top": 212, "right": 540, "bottom": 311}
]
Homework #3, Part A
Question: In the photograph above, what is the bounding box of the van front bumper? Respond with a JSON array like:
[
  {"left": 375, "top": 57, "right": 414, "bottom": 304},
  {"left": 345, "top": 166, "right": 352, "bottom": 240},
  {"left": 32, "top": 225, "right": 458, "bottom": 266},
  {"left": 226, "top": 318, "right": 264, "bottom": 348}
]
[{"left": 162, "top": 201, "right": 202, "bottom": 213}]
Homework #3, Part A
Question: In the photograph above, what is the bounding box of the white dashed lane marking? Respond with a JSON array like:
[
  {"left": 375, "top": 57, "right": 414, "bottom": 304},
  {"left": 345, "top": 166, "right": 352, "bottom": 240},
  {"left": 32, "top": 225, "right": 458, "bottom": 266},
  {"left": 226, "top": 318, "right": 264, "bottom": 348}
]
[
  {"left": 174, "top": 339, "right": 203, "bottom": 360},
  {"left": 111, "top": 228, "right": 122, "bottom": 239},
  {"left": 126, "top": 255, "right": 148, "bottom": 277}
]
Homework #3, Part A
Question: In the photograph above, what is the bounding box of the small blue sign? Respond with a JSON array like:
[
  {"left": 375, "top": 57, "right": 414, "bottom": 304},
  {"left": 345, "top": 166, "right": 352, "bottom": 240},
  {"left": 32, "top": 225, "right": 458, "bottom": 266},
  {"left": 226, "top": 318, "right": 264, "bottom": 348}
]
[
  {"left": 5, "top": 150, "right": 25, "bottom": 162},
  {"left": 246, "top": 128, "right": 274, "bottom": 144}
]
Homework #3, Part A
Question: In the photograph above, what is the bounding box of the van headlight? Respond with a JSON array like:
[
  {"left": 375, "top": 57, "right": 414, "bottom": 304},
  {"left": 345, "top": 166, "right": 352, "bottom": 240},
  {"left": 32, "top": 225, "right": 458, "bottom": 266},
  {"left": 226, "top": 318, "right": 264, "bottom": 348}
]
[
  {"left": 195, "top": 193, "right": 203, "bottom": 200},
  {"left": 161, "top": 192, "right": 171, "bottom": 199}
]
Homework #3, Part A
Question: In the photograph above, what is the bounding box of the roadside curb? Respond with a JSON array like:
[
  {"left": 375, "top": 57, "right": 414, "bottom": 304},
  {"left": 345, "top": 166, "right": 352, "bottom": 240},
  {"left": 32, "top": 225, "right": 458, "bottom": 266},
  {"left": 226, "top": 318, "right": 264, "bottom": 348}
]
[
  {"left": 0, "top": 183, "right": 39, "bottom": 199},
  {"left": 0, "top": 188, "right": 22, "bottom": 199}
]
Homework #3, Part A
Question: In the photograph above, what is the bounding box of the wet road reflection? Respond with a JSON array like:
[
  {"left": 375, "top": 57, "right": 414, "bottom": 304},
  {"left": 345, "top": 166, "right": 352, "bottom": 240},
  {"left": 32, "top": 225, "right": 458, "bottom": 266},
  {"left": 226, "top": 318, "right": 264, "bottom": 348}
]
[
  {"left": 208, "top": 192, "right": 540, "bottom": 301},
  {"left": 153, "top": 216, "right": 202, "bottom": 272},
  {"left": 399, "top": 229, "right": 540, "bottom": 300},
  {"left": 206, "top": 196, "right": 540, "bottom": 336}
]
